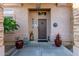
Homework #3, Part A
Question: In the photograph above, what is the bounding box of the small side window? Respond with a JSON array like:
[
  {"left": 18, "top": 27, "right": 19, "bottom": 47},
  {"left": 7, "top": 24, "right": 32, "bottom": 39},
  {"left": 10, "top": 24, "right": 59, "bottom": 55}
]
[{"left": 4, "top": 8, "right": 15, "bottom": 19}]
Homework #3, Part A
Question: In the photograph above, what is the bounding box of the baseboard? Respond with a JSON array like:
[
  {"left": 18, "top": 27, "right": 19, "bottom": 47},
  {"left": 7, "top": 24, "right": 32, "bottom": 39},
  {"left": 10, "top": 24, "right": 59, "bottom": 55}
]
[{"left": 49, "top": 41, "right": 73, "bottom": 46}]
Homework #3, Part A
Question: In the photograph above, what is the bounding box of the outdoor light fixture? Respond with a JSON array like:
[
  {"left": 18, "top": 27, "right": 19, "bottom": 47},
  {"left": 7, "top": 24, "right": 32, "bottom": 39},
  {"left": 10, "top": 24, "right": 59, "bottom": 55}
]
[
  {"left": 56, "top": 3, "right": 58, "bottom": 7},
  {"left": 55, "top": 3, "right": 70, "bottom": 7}
]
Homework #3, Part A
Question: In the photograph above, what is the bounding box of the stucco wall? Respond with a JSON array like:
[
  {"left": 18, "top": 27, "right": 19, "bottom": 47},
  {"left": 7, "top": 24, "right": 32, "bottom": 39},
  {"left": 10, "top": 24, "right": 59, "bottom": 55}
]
[
  {"left": 14, "top": 8, "right": 29, "bottom": 40},
  {"left": 4, "top": 4, "right": 73, "bottom": 45},
  {"left": 50, "top": 7, "right": 73, "bottom": 43}
]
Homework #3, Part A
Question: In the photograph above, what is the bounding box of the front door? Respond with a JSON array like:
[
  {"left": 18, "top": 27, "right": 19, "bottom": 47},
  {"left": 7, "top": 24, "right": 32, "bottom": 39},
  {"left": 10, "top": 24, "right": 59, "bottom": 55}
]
[{"left": 38, "top": 19, "right": 47, "bottom": 39}]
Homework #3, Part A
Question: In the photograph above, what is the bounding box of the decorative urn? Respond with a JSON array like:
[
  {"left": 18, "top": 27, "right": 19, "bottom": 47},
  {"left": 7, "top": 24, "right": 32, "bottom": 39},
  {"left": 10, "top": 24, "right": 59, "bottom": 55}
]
[
  {"left": 54, "top": 33, "right": 62, "bottom": 47},
  {"left": 15, "top": 37, "right": 24, "bottom": 49}
]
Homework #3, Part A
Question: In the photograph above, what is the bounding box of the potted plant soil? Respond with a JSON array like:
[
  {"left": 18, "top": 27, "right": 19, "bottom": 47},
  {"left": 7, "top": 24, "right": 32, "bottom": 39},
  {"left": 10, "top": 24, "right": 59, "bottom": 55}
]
[{"left": 54, "top": 33, "right": 62, "bottom": 47}]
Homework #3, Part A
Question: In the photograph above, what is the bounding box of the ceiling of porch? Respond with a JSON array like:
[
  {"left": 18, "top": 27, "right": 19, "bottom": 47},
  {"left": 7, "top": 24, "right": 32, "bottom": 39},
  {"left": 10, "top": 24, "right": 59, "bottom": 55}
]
[{"left": 1, "top": 3, "right": 72, "bottom": 7}]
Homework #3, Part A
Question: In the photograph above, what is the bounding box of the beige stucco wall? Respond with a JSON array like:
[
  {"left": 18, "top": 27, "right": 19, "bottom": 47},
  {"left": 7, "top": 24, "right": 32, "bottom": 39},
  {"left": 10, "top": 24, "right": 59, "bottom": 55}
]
[
  {"left": 51, "top": 7, "right": 73, "bottom": 45},
  {"left": 14, "top": 8, "right": 29, "bottom": 40},
  {"left": 4, "top": 3, "right": 73, "bottom": 45}
]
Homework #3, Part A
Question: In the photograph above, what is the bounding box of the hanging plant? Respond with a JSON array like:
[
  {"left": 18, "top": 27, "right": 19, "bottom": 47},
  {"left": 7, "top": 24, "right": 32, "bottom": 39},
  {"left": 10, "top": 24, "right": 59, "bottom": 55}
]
[{"left": 3, "top": 16, "right": 20, "bottom": 33}]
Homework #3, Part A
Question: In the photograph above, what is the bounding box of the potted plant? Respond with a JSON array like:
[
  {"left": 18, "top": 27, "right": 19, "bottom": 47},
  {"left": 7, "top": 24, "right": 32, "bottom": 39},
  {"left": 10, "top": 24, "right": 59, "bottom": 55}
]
[
  {"left": 4, "top": 16, "right": 23, "bottom": 49},
  {"left": 15, "top": 36, "right": 24, "bottom": 49},
  {"left": 4, "top": 16, "right": 20, "bottom": 33},
  {"left": 54, "top": 33, "right": 62, "bottom": 47},
  {"left": 4, "top": 16, "right": 20, "bottom": 43},
  {"left": 29, "top": 31, "right": 34, "bottom": 41}
]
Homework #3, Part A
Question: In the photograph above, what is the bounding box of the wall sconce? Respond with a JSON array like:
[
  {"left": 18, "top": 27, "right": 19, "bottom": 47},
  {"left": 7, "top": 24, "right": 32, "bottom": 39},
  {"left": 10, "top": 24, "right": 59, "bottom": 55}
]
[{"left": 53, "top": 23, "right": 58, "bottom": 27}]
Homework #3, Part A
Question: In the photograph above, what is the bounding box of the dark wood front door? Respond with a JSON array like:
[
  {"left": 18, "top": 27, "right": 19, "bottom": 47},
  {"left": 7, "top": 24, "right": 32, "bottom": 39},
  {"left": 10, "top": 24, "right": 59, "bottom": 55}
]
[{"left": 38, "top": 19, "right": 47, "bottom": 39}]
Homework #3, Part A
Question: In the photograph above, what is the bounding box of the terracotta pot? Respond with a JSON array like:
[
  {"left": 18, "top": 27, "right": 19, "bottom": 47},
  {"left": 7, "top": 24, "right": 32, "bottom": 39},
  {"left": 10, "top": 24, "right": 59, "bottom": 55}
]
[
  {"left": 15, "top": 40, "right": 24, "bottom": 49},
  {"left": 29, "top": 32, "right": 34, "bottom": 41},
  {"left": 54, "top": 34, "right": 62, "bottom": 47},
  {"left": 55, "top": 38, "right": 62, "bottom": 47}
]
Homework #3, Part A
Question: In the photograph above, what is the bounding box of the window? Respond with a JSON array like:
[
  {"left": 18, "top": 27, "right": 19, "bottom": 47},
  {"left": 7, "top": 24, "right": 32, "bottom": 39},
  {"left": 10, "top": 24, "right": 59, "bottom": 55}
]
[
  {"left": 38, "top": 12, "right": 46, "bottom": 16},
  {"left": 4, "top": 8, "right": 15, "bottom": 19}
]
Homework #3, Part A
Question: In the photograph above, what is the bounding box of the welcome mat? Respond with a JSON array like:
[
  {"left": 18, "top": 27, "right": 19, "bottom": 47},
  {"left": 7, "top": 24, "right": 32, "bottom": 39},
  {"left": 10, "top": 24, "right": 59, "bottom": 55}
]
[{"left": 38, "top": 40, "right": 48, "bottom": 42}]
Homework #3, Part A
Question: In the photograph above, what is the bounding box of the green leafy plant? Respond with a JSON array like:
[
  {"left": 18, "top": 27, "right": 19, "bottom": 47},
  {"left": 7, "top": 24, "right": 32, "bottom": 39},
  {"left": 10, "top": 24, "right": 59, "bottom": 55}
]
[{"left": 3, "top": 16, "right": 20, "bottom": 33}]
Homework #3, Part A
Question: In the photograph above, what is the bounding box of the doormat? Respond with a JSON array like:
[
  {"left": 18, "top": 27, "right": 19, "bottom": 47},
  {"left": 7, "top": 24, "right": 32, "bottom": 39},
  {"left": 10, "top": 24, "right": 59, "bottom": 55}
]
[{"left": 38, "top": 40, "right": 48, "bottom": 42}]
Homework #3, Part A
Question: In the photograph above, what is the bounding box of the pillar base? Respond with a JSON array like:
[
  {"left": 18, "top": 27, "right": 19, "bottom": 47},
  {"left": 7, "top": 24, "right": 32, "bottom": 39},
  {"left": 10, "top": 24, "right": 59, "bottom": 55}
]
[
  {"left": 73, "top": 46, "right": 79, "bottom": 56},
  {"left": 0, "top": 46, "right": 4, "bottom": 56}
]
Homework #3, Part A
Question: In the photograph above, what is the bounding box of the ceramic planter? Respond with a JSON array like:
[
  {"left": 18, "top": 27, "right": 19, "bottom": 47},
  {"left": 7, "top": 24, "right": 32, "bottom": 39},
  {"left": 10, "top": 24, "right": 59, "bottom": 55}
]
[
  {"left": 15, "top": 40, "right": 24, "bottom": 49},
  {"left": 54, "top": 34, "right": 62, "bottom": 47}
]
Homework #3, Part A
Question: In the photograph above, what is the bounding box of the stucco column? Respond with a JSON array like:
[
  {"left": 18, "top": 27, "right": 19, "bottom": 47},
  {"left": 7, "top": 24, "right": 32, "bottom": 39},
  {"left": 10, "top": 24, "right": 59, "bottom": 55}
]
[
  {"left": 0, "top": 5, "right": 4, "bottom": 56},
  {"left": 73, "top": 3, "right": 79, "bottom": 55}
]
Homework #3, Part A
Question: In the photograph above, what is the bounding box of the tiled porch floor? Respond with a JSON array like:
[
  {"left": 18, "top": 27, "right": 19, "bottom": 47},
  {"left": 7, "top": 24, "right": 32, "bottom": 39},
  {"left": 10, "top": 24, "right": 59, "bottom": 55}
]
[{"left": 13, "top": 42, "right": 73, "bottom": 56}]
